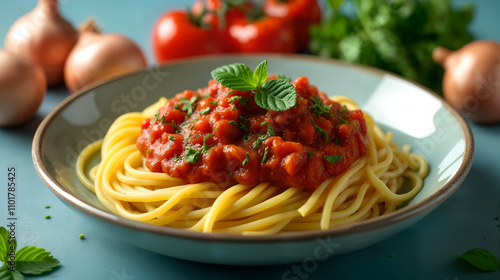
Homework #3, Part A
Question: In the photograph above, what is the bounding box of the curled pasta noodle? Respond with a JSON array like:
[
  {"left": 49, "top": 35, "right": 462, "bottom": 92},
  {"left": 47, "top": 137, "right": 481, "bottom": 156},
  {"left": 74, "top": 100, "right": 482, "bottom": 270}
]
[{"left": 76, "top": 97, "right": 428, "bottom": 235}]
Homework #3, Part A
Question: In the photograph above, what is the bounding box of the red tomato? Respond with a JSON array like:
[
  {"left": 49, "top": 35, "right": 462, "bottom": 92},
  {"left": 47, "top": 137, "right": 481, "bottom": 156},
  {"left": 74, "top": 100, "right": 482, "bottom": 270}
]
[
  {"left": 152, "top": 10, "right": 221, "bottom": 62},
  {"left": 263, "top": 0, "right": 321, "bottom": 52},
  {"left": 227, "top": 15, "right": 297, "bottom": 53}
]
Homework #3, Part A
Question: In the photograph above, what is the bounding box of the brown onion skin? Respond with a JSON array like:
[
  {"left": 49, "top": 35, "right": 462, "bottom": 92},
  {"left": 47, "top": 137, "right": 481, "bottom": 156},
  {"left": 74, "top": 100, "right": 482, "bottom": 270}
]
[
  {"left": 64, "top": 24, "right": 147, "bottom": 93},
  {"left": 434, "top": 40, "right": 500, "bottom": 124},
  {"left": 4, "top": 0, "right": 78, "bottom": 86},
  {"left": 0, "top": 50, "right": 46, "bottom": 127}
]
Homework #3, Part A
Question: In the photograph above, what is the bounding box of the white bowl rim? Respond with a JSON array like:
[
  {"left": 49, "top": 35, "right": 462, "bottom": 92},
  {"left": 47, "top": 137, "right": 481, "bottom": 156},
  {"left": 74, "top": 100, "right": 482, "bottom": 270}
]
[{"left": 32, "top": 53, "right": 474, "bottom": 243}]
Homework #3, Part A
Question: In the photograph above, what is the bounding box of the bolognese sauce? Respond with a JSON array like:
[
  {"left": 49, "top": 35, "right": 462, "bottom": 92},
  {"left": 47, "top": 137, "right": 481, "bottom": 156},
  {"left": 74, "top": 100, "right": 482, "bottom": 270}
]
[{"left": 137, "top": 76, "right": 368, "bottom": 191}]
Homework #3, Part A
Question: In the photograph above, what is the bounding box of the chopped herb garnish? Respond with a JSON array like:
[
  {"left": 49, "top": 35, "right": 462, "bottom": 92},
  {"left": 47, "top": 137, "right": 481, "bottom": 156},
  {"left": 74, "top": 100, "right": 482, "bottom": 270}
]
[
  {"left": 262, "top": 147, "right": 269, "bottom": 163},
  {"left": 308, "top": 151, "right": 313, "bottom": 158},
  {"left": 242, "top": 152, "right": 249, "bottom": 166},
  {"left": 267, "top": 125, "right": 275, "bottom": 136},
  {"left": 229, "top": 172, "right": 233, "bottom": 176},
  {"left": 146, "top": 149, "right": 151, "bottom": 154},
  {"left": 252, "top": 135, "right": 267, "bottom": 149},
  {"left": 154, "top": 111, "right": 160, "bottom": 124},
  {"left": 227, "top": 90, "right": 234, "bottom": 95},
  {"left": 339, "top": 116, "right": 349, "bottom": 124},
  {"left": 174, "top": 104, "right": 179, "bottom": 110},
  {"left": 260, "top": 121, "right": 269, "bottom": 126},
  {"left": 185, "top": 147, "right": 200, "bottom": 164},
  {"left": 336, "top": 138, "right": 342, "bottom": 145},
  {"left": 228, "top": 95, "right": 250, "bottom": 108},
  {"left": 79, "top": 234, "right": 85, "bottom": 240},
  {"left": 228, "top": 95, "right": 242, "bottom": 103},
  {"left": 201, "top": 134, "right": 211, "bottom": 153},
  {"left": 229, "top": 120, "right": 248, "bottom": 132},
  {"left": 160, "top": 115, "right": 166, "bottom": 125},
  {"left": 195, "top": 133, "right": 199, "bottom": 138},
  {"left": 174, "top": 156, "right": 182, "bottom": 162},
  {"left": 311, "top": 118, "right": 328, "bottom": 141},
  {"left": 45, "top": 215, "right": 51, "bottom": 219},
  {"left": 169, "top": 135, "right": 175, "bottom": 141},
  {"left": 180, "top": 96, "right": 198, "bottom": 115},
  {"left": 211, "top": 60, "right": 297, "bottom": 111},
  {"left": 171, "top": 121, "right": 181, "bottom": 133},
  {"left": 45, "top": 205, "right": 50, "bottom": 209},
  {"left": 309, "top": 96, "right": 332, "bottom": 117},
  {"left": 341, "top": 104, "right": 347, "bottom": 114},
  {"left": 252, "top": 124, "right": 276, "bottom": 148},
  {"left": 200, "top": 107, "right": 211, "bottom": 115},
  {"left": 232, "top": 104, "right": 236, "bottom": 111},
  {"left": 324, "top": 154, "right": 343, "bottom": 163},
  {"left": 209, "top": 101, "right": 219, "bottom": 106}
]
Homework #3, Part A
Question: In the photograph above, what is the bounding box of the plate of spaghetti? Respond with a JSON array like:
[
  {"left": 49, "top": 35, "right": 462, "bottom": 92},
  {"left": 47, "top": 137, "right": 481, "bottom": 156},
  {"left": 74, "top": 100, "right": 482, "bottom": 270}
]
[{"left": 33, "top": 54, "right": 473, "bottom": 265}]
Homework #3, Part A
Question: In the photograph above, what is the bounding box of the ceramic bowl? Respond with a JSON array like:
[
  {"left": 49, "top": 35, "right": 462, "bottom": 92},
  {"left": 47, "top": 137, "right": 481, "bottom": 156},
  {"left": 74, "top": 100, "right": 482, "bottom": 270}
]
[{"left": 32, "top": 54, "right": 474, "bottom": 265}]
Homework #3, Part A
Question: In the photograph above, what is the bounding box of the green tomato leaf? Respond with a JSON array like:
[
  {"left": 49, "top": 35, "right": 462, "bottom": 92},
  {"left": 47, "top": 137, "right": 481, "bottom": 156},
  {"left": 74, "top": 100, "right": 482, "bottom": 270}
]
[
  {"left": 253, "top": 60, "right": 268, "bottom": 87},
  {"left": 256, "top": 79, "right": 297, "bottom": 111},
  {"left": 457, "top": 248, "right": 500, "bottom": 272},
  {"left": 0, "top": 264, "right": 24, "bottom": 280},
  {"left": 14, "top": 246, "right": 59, "bottom": 275},
  {"left": 211, "top": 63, "right": 257, "bottom": 91}
]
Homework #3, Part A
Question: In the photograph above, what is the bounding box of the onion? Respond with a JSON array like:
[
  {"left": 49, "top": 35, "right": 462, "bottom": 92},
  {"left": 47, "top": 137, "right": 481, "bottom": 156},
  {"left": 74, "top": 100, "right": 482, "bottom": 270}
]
[
  {"left": 64, "top": 20, "right": 147, "bottom": 93},
  {"left": 4, "top": 0, "right": 78, "bottom": 86},
  {"left": 0, "top": 50, "right": 46, "bottom": 127},
  {"left": 433, "top": 40, "right": 500, "bottom": 124}
]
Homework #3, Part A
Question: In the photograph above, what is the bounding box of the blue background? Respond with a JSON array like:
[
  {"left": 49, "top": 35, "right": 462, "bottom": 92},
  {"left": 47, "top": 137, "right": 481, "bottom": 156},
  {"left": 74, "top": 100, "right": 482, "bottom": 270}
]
[{"left": 1, "top": 0, "right": 499, "bottom": 279}]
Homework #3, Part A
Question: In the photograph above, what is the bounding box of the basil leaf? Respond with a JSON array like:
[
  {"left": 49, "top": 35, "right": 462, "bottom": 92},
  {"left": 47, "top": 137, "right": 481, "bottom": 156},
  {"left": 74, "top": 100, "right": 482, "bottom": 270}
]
[
  {"left": 15, "top": 246, "right": 60, "bottom": 275},
  {"left": 0, "top": 264, "right": 24, "bottom": 280},
  {"left": 256, "top": 79, "right": 297, "bottom": 111},
  {"left": 211, "top": 63, "right": 256, "bottom": 91},
  {"left": 253, "top": 60, "right": 268, "bottom": 87},
  {"left": 457, "top": 248, "right": 500, "bottom": 272}
]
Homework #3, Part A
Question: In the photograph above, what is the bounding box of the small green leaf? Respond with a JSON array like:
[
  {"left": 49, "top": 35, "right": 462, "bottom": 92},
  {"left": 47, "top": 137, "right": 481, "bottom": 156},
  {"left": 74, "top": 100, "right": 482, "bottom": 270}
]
[
  {"left": 15, "top": 246, "right": 59, "bottom": 275},
  {"left": 199, "top": 107, "right": 211, "bottom": 115},
  {"left": 309, "top": 96, "right": 332, "bottom": 117},
  {"left": 211, "top": 63, "right": 256, "bottom": 91},
  {"left": 185, "top": 147, "right": 200, "bottom": 164},
  {"left": 242, "top": 152, "right": 249, "bottom": 166},
  {"left": 256, "top": 79, "right": 297, "bottom": 111},
  {"left": 457, "top": 248, "right": 500, "bottom": 272},
  {"left": 0, "top": 264, "right": 24, "bottom": 280},
  {"left": 0, "top": 227, "right": 11, "bottom": 263},
  {"left": 153, "top": 111, "right": 160, "bottom": 124},
  {"left": 311, "top": 118, "right": 328, "bottom": 141},
  {"left": 324, "top": 154, "right": 343, "bottom": 163},
  {"left": 253, "top": 60, "right": 268, "bottom": 87},
  {"left": 261, "top": 147, "right": 269, "bottom": 163}
]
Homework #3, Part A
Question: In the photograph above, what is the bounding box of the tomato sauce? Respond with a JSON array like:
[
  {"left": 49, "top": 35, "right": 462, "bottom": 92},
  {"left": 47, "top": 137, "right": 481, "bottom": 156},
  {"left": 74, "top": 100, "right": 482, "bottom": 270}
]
[{"left": 137, "top": 76, "right": 368, "bottom": 191}]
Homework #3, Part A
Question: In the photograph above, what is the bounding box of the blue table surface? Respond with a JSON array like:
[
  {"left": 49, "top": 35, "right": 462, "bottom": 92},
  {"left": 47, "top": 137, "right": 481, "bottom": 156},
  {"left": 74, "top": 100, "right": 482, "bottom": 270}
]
[{"left": 1, "top": 1, "right": 499, "bottom": 279}]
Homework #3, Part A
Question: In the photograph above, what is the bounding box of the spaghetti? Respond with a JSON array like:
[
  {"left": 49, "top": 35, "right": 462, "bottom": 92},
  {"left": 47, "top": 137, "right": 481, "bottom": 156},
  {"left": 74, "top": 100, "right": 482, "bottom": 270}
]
[{"left": 76, "top": 95, "right": 428, "bottom": 235}]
